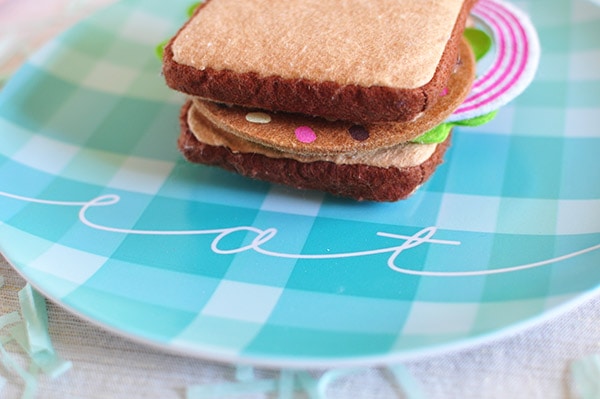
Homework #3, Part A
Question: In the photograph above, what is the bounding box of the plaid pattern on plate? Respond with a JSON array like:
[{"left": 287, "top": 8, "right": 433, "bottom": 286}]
[{"left": 0, "top": 0, "right": 599, "bottom": 367}]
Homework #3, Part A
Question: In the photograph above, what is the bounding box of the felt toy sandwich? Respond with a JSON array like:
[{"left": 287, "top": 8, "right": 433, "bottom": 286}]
[{"left": 162, "top": 0, "right": 539, "bottom": 201}]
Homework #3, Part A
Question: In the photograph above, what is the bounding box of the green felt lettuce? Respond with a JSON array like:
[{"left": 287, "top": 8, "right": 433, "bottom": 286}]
[
  {"left": 410, "top": 111, "right": 498, "bottom": 144},
  {"left": 188, "top": 2, "right": 201, "bottom": 17},
  {"left": 453, "top": 110, "right": 498, "bottom": 126},
  {"left": 155, "top": 2, "right": 202, "bottom": 60},
  {"left": 464, "top": 27, "right": 493, "bottom": 62},
  {"left": 410, "top": 123, "right": 453, "bottom": 145},
  {"left": 155, "top": 39, "right": 168, "bottom": 60}
]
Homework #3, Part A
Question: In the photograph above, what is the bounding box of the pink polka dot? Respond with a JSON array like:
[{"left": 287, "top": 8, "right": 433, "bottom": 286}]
[
  {"left": 295, "top": 126, "right": 317, "bottom": 143},
  {"left": 440, "top": 87, "right": 449, "bottom": 97}
]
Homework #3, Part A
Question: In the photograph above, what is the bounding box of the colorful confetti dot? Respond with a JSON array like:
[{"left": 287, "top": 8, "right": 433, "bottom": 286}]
[
  {"left": 295, "top": 126, "right": 317, "bottom": 143},
  {"left": 440, "top": 87, "right": 449, "bottom": 97},
  {"left": 245, "top": 112, "right": 272, "bottom": 124},
  {"left": 348, "top": 125, "right": 369, "bottom": 141}
]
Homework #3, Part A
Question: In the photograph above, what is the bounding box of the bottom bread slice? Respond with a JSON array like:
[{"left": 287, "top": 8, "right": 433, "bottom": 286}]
[{"left": 178, "top": 101, "right": 451, "bottom": 202}]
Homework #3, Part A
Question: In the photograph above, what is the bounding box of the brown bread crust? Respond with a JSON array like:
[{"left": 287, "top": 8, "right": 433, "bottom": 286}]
[
  {"left": 163, "top": 0, "right": 478, "bottom": 124},
  {"left": 177, "top": 101, "right": 451, "bottom": 202}
]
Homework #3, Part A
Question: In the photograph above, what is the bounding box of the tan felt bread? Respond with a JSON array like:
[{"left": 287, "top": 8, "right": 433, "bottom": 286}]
[
  {"left": 188, "top": 37, "right": 475, "bottom": 156},
  {"left": 164, "top": 0, "right": 478, "bottom": 123},
  {"left": 178, "top": 101, "right": 451, "bottom": 202},
  {"left": 173, "top": 0, "right": 465, "bottom": 88}
]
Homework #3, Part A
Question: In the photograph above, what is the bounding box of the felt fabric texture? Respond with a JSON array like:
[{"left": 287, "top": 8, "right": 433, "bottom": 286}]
[
  {"left": 188, "top": 37, "right": 475, "bottom": 156},
  {"left": 186, "top": 101, "right": 438, "bottom": 169},
  {"left": 178, "top": 101, "right": 451, "bottom": 202},
  {"left": 172, "top": 0, "right": 465, "bottom": 88},
  {"left": 163, "top": 0, "right": 478, "bottom": 123}
]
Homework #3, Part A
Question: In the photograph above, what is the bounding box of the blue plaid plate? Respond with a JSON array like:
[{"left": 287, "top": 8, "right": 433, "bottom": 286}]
[{"left": 0, "top": 0, "right": 599, "bottom": 368}]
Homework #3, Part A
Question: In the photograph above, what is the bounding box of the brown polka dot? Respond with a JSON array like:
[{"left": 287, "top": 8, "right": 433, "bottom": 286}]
[{"left": 348, "top": 125, "right": 369, "bottom": 141}]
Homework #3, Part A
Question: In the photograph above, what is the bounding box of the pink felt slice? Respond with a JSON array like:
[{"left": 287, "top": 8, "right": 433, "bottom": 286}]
[
  {"left": 295, "top": 126, "right": 317, "bottom": 143},
  {"left": 448, "top": 0, "right": 540, "bottom": 122}
]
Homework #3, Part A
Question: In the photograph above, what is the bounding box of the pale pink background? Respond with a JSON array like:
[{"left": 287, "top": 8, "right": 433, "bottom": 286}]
[{"left": 0, "top": 0, "right": 115, "bottom": 77}]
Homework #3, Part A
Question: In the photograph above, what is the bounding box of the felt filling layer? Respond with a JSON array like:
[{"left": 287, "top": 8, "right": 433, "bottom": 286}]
[{"left": 186, "top": 102, "right": 438, "bottom": 169}]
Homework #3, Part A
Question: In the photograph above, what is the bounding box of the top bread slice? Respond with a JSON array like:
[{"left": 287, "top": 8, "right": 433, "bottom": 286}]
[{"left": 163, "top": 0, "right": 477, "bottom": 124}]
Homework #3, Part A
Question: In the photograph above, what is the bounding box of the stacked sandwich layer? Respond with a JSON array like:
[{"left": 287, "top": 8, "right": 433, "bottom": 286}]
[{"left": 163, "top": 0, "right": 479, "bottom": 201}]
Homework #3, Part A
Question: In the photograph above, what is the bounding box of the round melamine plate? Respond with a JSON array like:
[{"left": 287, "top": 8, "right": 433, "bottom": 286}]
[{"left": 1, "top": 0, "right": 600, "bottom": 368}]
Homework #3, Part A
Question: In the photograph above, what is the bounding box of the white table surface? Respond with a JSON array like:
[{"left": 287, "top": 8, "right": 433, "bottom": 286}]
[{"left": 1, "top": 1, "right": 600, "bottom": 398}]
